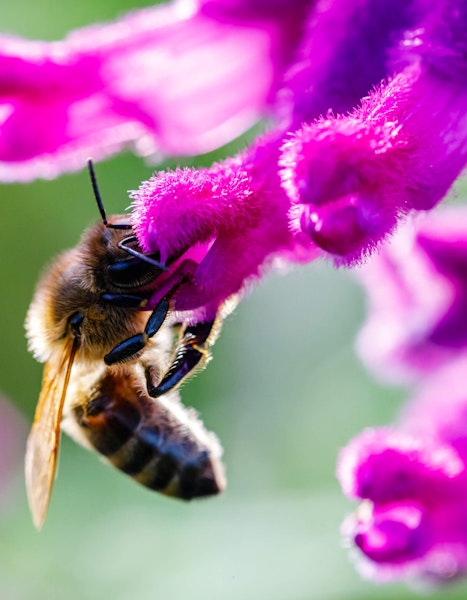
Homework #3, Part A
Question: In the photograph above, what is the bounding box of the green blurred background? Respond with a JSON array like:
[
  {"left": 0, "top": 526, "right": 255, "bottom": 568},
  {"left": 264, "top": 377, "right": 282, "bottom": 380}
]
[{"left": 1, "top": 1, "right": 466, "bottom": 599}]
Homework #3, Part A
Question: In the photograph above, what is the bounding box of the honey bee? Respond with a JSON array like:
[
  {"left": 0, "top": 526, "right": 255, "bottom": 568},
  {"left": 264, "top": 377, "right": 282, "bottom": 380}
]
[{"left": 25, "top": 160, "right": 228, "bottom": 530}]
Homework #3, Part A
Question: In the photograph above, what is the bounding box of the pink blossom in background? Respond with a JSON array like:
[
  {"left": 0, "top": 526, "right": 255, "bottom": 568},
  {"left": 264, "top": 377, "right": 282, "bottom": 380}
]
[
  {"left": 0, "top": 394, "right": 27, "bottom": 511},
  {"left": 402, "top": 357, "right": 467, "bottom": 463},
  {"left": 356, "top": 208, "right": 467, "bottom": 384},
  {"left": 339, "top": 428, "right": 467, "bottom": 583},
  {"left": 338, "top": 358, "right": 467, "bottom": 583},
  {"left": 339, "top": 207, "right": 467, "bottom": 585},
  {"left": 0, "top": 0, "right": 311, "bottom": 181}
]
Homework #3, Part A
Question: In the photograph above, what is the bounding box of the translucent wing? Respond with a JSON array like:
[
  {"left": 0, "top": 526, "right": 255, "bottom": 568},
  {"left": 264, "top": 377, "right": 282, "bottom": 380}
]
[{"left": 25, "top": 339, "right": 77, "bottom": 530}]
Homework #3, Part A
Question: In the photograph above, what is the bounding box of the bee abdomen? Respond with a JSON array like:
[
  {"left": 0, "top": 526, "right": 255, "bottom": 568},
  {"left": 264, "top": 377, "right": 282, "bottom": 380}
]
[{"left": 69, "top": 370, "right": 225, "bottom": 500}]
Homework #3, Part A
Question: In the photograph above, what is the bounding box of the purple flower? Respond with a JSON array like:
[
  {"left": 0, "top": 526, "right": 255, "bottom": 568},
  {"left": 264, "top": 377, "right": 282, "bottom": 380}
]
[
  {"left": 338, "top": 427, "right": 467, "bottom": 582},
  {"left": 280, "top": 0, "right": 467, "bottom": 262},
  {"left": 130, "top": 0, "right": 467, "bottom": 315},
  {"left": 0, "top": 0, "right": 311, "bottom": 181},
  {"left": 131, "top": 139, "right": 318, "bottom": 319},
  {"left": 338, "top": 356, "right": 467, "bottom": 583},
  {"left": 2, "top": 0, "right": 464, "bottom": 282},
  {"left": 356, "top": 207, "right": 467, "bottom": 384}
]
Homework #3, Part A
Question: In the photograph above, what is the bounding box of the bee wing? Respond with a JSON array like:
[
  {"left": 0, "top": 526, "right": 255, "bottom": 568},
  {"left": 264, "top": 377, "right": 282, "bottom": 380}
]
[{"left": 25, "top": 339, "right": 78, "bottom": 530}]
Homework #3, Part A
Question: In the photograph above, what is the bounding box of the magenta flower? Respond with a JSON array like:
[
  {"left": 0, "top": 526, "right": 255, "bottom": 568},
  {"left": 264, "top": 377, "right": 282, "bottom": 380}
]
[
  {"left": 356, "top": 207, "right": 467, "bottom": 384},
  {"left": 131, "top": 139, "right": 319, "bottom": 319},
  {"left": 339, "top": 357, "right": 467, "bottom": 583},
  {"left": 0, "top": 0, "right": 311, "bottom": 181},
  {"left": 130, "top": 0, "right": 467, "bottom": 316},
  {"left": 280, "top": 0, "right": 467, "bottom": 262},
  {"left": 2, "top": 0, "right": 464, "bottom": 288}
]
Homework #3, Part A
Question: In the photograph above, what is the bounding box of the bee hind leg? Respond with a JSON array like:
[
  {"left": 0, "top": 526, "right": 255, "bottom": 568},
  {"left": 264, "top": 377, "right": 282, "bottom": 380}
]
[{"left": 146, "top": 318, "right": 221, "bottom": 398}]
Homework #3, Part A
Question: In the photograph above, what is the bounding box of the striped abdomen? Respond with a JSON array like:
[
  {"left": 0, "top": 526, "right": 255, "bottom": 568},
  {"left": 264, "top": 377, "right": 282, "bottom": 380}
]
[{"left": 65, "top": 368, "right": 225, "bottom": 499}]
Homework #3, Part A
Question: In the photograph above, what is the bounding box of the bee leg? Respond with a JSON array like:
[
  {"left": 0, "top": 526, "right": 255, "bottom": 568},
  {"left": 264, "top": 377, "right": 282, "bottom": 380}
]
[
  {"left": 104, "top": 297, "right": 171, "bottom": 366},
  {"left": 146, "top": 318, "right": 220, "bottom": 397},
  {"left": 101, "top": 293, "right": 150, "bottom": 308}
]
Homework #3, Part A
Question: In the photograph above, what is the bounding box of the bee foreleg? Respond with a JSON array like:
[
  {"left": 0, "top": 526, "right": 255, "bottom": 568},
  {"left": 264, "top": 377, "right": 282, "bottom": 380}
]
[
  {"left": 101, "top": 293, "right": 149, "bottom": 308},
  {"left": 104, "top": 297, "right": 171, "bottom": 365},
  {"left": 146, "top": 318, "right": 220, "bottom": 397}
]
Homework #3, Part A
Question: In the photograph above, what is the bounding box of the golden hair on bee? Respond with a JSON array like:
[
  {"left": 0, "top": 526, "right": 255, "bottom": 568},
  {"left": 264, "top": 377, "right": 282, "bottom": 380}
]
[{"left": 25, "top": 160, "right": 227, "bottom": 530}]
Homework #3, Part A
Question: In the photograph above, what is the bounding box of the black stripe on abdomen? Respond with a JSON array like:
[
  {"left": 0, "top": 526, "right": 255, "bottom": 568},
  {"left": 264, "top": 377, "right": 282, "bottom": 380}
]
[
  {"left": 72, "top": 370, "right": 224, "bottom": 499},
  {"left": 73, "top": 394, "right": 140, "bottom": 456}
]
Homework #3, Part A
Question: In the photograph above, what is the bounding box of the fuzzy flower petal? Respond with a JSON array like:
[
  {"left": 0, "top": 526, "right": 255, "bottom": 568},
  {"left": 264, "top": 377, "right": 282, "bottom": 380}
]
[
  {"left": 132, "top": 0, "right": 451, "bottom": 305},
  {"left": 131, "top": 139, "right": 318, "bottom": 318},
  {"left": 281, "top": 0, "right": 467, "bottom": 263},
  {"left": 357, "top": 208, "right": 467, "bottom": 384},
  {"left": 0, "top": 0, "right": 310, "bottom": 182}
]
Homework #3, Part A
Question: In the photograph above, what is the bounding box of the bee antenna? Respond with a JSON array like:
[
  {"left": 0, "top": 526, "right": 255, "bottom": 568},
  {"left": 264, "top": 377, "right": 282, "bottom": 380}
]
[
  {"left": 87, "top": 159, "right": 131, "bottom": 230},
  {"left": 87, "top": 158, "right": 109, "bottom": 225}
]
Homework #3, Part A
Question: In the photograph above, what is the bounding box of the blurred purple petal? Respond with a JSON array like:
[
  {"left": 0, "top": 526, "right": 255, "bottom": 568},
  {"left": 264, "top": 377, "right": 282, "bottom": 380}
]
[
  {"left": 402, "top": 356, "right": 467, "bottom": 461},
  {"left": 338, "top": 426, "right": 467, "bottom": 582},
  {"left": 357, "top": 208, "right": 467, "bottom": 384},
  {"left": 0, "top": 0, "right": 310, "bottom": 181},
  {"left": 338, "top": 427, "right": 464, "bottom": 503}
]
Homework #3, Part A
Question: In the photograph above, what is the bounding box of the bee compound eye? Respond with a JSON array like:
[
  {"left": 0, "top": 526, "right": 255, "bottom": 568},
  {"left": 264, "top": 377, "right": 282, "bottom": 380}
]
[
  {"left": 69, "top": 311, "right": 84, "bottom": 337},
  {"left": 106, "top": 256, "right": 162, "bottom": 289}
]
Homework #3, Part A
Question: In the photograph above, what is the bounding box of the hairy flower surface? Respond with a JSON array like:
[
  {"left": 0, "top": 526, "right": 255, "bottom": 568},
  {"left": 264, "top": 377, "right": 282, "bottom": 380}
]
[
  {"left": 131, "top": 0, "right": 467, "bottom": 316},
  {"left": 131, "top": 137, "right": 318, "bottom": 320},
  {"left": 356, "top": 208, "right": 467, "bottom": 384},
  {"left": 281, "top": 0, "right": 467, "bottom": 262}
]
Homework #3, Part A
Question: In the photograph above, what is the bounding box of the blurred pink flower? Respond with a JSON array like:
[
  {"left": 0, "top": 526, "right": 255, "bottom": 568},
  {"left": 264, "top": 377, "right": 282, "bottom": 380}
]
[
  {"left": 339, "top": 357, "right": 467, "bottom": 583},
  {"left": 339, "top": 429, "right": 467, "bottom": 583},
  {"left": 0, "top": 0, "right": 311, "bottom": 181},
  {"left": 356, "top": 208, "right": 467, "bottom": 384},
  {"left": 0, "top": 393, "right": 27, "bottom": 510}
]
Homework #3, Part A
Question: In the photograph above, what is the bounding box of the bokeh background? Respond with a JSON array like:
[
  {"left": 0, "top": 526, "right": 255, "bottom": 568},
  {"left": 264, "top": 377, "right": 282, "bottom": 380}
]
[{"left": 1, "top": 1, "right": 467, "bottom": 599}]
